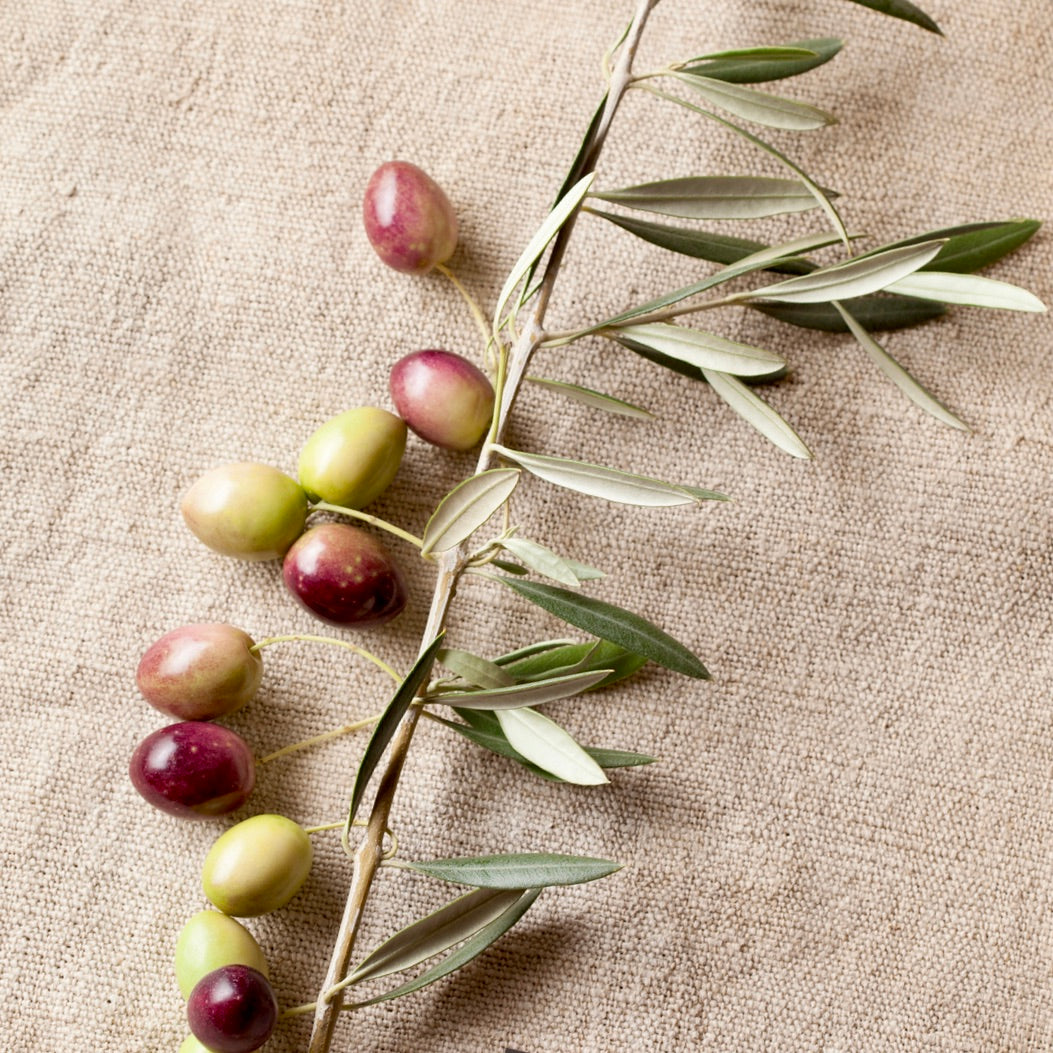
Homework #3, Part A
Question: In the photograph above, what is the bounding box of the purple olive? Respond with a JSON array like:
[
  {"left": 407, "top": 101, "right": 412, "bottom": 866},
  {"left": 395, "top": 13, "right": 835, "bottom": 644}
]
[
  {"left": 129, "top": 722, "right": 255, "bottom": 819},
  {"left": 362, "top": 160, "right": 457, "bottom": 274},
  {"left": 136, "top": 624, "right": 262, "bottom": 721},
  {"left": 187, "top": 965, "right": 277, "bottom": 1053},
  {"left": 390, "top": 348, "right": 495, "bottom": 451},
  {"left": 282, "top": 522, "right": 406, "bottom": 627}
]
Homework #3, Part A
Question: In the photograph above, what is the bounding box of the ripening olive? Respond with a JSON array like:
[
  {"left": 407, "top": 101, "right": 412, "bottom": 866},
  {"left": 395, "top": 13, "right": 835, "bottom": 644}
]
[
  {"left": 298, "top": 406, "right": 407, "bottom": 508},
  {"left": 389, "top": 348, "right": 495, "bottom": 451},
  {"left": 362, "top": 160, "right": 458, "bottom": 273},
  {"left": 187, "top": 965, "right": 277, "bottom": 1053},
  {"left": 202, "top": 813, "right": 313, "bottom": 917},
  {"left": 175, "top": 910, "right": 269, "bottom": 999},
  {"left": 181, "top": 463, "right": 308, "bottom": 561},
  {"left": 136, "top": 623, "right": 262, "bottom": 721}
]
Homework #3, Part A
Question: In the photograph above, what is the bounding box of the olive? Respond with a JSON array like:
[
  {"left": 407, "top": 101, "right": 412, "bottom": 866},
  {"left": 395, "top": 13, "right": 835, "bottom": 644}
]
[
  {"left": 298, "top": 406, "right": 407, "bottom": 508},
  {"left": 187, "top": 965, "right": 277, "bottom": 1053},
  {"left": 175, "top": 910, "right": 269, "bottom": 999},
  {"left": 178, "top": 1035, "right": 214, "bottom": 1053},
  {"left": 202, "top": 813, "right": 313, "bottom": 917},
  {"left": 136, "top": 623, "right": 262, "bottom": 721},
  {"left": 181, "top": 463, "right": 308, "bottom": 561}
]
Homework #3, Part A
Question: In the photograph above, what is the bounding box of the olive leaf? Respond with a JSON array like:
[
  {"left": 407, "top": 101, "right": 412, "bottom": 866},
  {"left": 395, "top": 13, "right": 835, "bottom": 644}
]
[
  {"left": 495, "top": 707, "right": 608, "bottom": 785},
  {"left": 491, "top": 444, "right": 725, "bottom": 507},
  {"left": 425, "top": 668, "right": 614, "bottom": 711},
  {"left": 590, "top": 175, "right": 827, "bottom": 220},
  {"left": 492, "top": 576, "right": 709, "bottom": 680},
  {"left": 493, "top": 639, "right": 579, "bottom": 665},
  {"left": 841, "top": 0, "right": 941, "bottom": 34},
  {"left": 401, "top": 852, "right": 622, "bottom": 889},
  {"left": 680, "top": 38, "right": 843, "bottom": 83},
  {"left": 866, "top": 218, "right": 1041, "bottom": 274},
  {"left": 499, "top": 639, "right": 647, "bottom": 688},
  {"left": 611, "top": 323, "right": 785, "bottom": 377},
  {"left": 499, "top": 535, "right": 587, "bottom": 587},
  {"left": 346, "top": 888, "right": 541, "bottom": 1009},
  {"left": 753, "top": 296, "right": 946, "bottom": 332},
  {"left": 347, "top": 632, "right": 446, "bottom": 829},
  {"left": 421, "top": 469, "right": 520, "bottom": 556},
  {"left": 701, "top": 369, "right": 813, "bottom": 459},
  {"left": 669, "top": 72, "right": 837, "bottom": 131},
  {"left": 883, "top": 272, "right": 1046, "bottom": 312},
  {"left": 436, "top": 647, "right": 515, "bottom": 689},
  {"left": 526, "top": 376, "right": 654, "bottom": 420}
]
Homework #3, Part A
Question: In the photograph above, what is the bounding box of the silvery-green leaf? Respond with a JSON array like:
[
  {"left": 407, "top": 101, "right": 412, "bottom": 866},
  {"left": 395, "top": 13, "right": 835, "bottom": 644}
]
[
  {"left": 348, "top": 888, "right": 524, "bottom": 986},
  {"left": 884, "top": 272, "right": 1047, "bottom": 312},
  {"left": 500, "top": 536, "right": 583, "bottom": 587},
  {"left": 613, "top": 323, "right": 784, "bottom": 377},
  {"left": 681, "top": 38, "right": 843, "bottom": 83},
  {"left": 843, "top": 0, "right": 941, "bottom": 34},
  {"left": 526, "top": 376, "right": 654, "bottom": 419},
  {"left": 495, "top": 707, "right": 607, "bottom": 785},
  {"left": 491, "top": 444, "right": 725, "bottom": 507},
  {"left": 753, "top": 295, "right": 945, "bottom": 332},
  {"left": 494, "top": 576, "right": 709, "bottom": 680},
  {"left": 869, "top": 219, "right": 1041, "bottom": 274},
  {"left": 590, "top": 176, "right": 825, "bottom": 220},
  {"left": 403, "top": 852, "right": 622, "bottom": 888},
  {"left": 701, "top": 369, "right": 812, "bottom": 459},
  {"left": 833, "top": 302, "right": 968, "bottom": 430},
  {"left": 348, "top": 889, "right": 541, "bottom": 1008},
  {"left": 493, "top": 639, "right": 578, "bottom": 665},
  {"left": 563, "top": 558, "right": 605, "bottom": 582},
  {"left": 494, "top": 173, "right": 594, "bottom": 332},
  {"left": 428, "top": 668, "right": 613, "bottom": 711},
  {"left": 744, "top": 240, "right": 944, "bottom": 304},
  {"left": 436, "top": 647, "right": 515, "bottom": 689},
  {"left": 670, "top": 72, "right": 836, "bottom": 131},
  {"left": 501, "top": 639, "right": 646, "bottom": 687},
  {"left": 347, "top": 632, "right": 445, "bottom": 828},
  {"left": 421, "top": 469, "right": 520, "bottom": 556}
]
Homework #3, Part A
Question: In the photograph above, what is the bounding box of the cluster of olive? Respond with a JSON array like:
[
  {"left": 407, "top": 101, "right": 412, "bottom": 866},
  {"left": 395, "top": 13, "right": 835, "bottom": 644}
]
[{"left": 130, "top": 162, "right": 489, "bottom": 1052}]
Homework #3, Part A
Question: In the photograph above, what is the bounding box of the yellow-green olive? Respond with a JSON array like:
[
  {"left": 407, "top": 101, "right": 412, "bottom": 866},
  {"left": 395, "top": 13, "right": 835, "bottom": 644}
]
[
  {"left": 297, "top": 407, "right": 407, "bottom": 508},
  {"left": 178, "top": 1035, "right": 213, "bottom": 1053},
  {"left": 175, "top": 909, "right": 269, "bottom": 999},
  {"left": 202, "top": 814, "right": 312, "bottom": 917}
]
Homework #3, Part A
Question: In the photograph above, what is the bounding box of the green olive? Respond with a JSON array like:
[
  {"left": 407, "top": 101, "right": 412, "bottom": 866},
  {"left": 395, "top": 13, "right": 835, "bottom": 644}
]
[
  {"left": 178, "top": 1036, "right": 213, "bottom": 1053},
  {"left": 202, "top": 814, "right": 313, "bottom": 917},
  {"left": 175, "top": 909, "right": 269, "bottom": 999},
  {"left": 298, "top": 407, "right": 407, "bottom": 509},
  {"left": 181, "top": 462, "right": 308, "bottom": 561}
]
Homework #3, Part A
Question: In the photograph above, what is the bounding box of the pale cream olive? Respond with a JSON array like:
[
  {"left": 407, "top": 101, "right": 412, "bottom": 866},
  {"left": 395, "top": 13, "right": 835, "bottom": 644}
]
[
  {"left": 175, "top": 910, "right": 269, "bottom": 999},
  {"left": 298, "top": 407, "right": 407, "bottom": 508},
  {"left": 202, "top": 814, "right": 312, "bottom": 917},
  {"left": 181, "top": 463, "right": 308, "bottom": 561}
]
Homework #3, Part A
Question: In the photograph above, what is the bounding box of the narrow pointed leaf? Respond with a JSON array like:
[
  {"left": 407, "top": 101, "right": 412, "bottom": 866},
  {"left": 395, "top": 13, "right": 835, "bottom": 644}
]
[
  {"left": 884, "top": 272, "right": 1047, "bottom": 312},
  {"left": 753, "top": 295, "right": 945, "bottom": 332},
  {"left": 833, "top": 302, "right": 968, "bottom": 430},
  {"left": 500, "top": 536, "right": 584, "bottom": 587},
  {"left": 496, "top": 707, "right": 608, "bottom": 785},
  {"left": 421, "top": 469, "right": 520, "bottom": 556},
  {"left": 348, "top": 889, "right": 541, "bottom": 1008},
  {"left": 348, "top": 888, "right": 524, "bottom": 986},
  {"left": 494, "top": 173, "right": 594, "bottom": 332},
  {"left": 564, "top": 558, "right": 606, "bottom": 581},
  {"left": 871, "top": 219, "right": 1041, "bottom": 274},
  {"left": 702, "top": 369, "right": 812, "bottom": 459},
  {"left": 671, "top": 72, "right": 836, "bottom": 131},
  {"left": 347, "top": 632, "right": 445, "bottom": 828},
  {"left": 436, "top": 648, "right": 515, "bottom": 689},
  {"left": 427, "top": 668, "right": 614, "bottom": 710},
  {"left": 613, "top": 323, "right": 784, "bottom": 377},
  {"left": 492, "top": 444, "right": 725, "bottom": 507},
  {"left": 526, "top": 376, "right": 654, "bottom": 419},
  {"left": 493, "top": 639, "right": 578, "bottom": 665},
  {"left": 744, "top": 240, "right": 944, "bottom": 303},
  {"left": 494, "top": 576, "right": 709, "bottom": 679},
  {"left": 842, "top": 0, "right": 941, "bottom": 34},
  {"left": 403, "top": 852, "right": 622, "bottom": 888},
  {"left": 501, "top": 639, "right": 647, "bottom": 688},
  {"left": 681, "top": 38, "right": 843, "bottom": 83},
  {"left": 590, "top": 175, "right": 825, "bottom": 220},
  {"left": 614, "top": 331, "right": 788, "bottom": 385},
  {"left": 491, "top": 558, "right": 528, "bottom": 575}
]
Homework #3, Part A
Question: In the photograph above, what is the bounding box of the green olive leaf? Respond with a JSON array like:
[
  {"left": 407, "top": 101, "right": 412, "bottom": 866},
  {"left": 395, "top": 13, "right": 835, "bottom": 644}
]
[
  {"left": 680, "top": 38, "right": 843, "bottom": 83},
  {"left": 841, "top": 0, "right": 941, "bottom": 34},
  {"left": 492, "top": 576, "right": 709, "bottom": 680},
  {"left": 500, "top": 639, "right": 647, "bottom": 688},
  {"left": 401, "top": 852, "right": 622, "bottom": 889},
  {"left": 426, "top": 668, "right": 614, "bottom": 711},
  {"left": 752, "top": 296, "right": 946, "bottom": 332},
  {"left": 525, "top": 376, "right": 654, "bottom": 419},
  {"left": 611, "top": 323, "right": 784, "bottom": 377},
  {"left": 495, "top": 707, "right": 608, "bottom": 785},
  {"left": 421, "top": 469, "right": 520, "bottom": 556},
  {"left": 868, "top": 218, "right": 1042, "bottom": 274},
  {"left": 436, "top": 647, "right": 515, "bottom": 689},
  {"left": 884, "top": 272, "right": 1046, "bottom": 312},
  {"left": 499, "top": 536, "right": 586, "bottom": 587},
  {"left": 492, "top": 639, "right": 579, "bottom": 665},
  {"left": 701, "top": 369, "right": 812, "bottom": 459},
  {"left": 669, "top": 72, "right": 837, "bottom": 131},
  {"left": 347, "top": 888, "right": 541, "bottom": 1008},
  {"left": 491, "top": 444, "right": 725, "bottom": 507}
]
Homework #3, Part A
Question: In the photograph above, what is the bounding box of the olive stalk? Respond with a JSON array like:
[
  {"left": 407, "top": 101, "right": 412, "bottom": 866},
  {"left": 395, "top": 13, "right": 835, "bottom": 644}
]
[{"left": 305, "top": 3, "right": 661, "bottom": 1049}]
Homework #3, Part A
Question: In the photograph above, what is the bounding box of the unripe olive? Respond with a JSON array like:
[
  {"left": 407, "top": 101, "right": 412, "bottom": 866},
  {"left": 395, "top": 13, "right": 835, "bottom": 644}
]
[
  {"left": 298, "top": 407, "right": 407, "bottom": 508},
  {"left": 202, "top": 814, "right": 312, "bottom": 917},
  {"left": 362, "top": 160, "right": 458, "bottom": 274},
  {"left": 389, "top": 349, "right": 495, "bottom": 451},
  {"left": 179, "top": 1036, "right": 214, "bottom": 1053},
  {"left": 175, "top": 910, "right": 269, "bottom": 999},
  {"left": 181, "top": 463, "right": 308, "bottom": 561},
  {"left": 136, "top": 623, "right": 262, "bottom": 721}
]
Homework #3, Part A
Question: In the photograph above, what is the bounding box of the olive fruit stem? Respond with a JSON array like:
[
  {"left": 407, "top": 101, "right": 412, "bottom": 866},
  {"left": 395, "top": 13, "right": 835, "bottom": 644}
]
[
  {"left": 434, "top": 261, "right": 495, "bottom": 361},
  {"left": 250, "top": 634, "right": 402, "bottom": 683},
  {"left": 258, "top": 715, "right": 382, "bottom": 765},
  {"left": 306, "top": 5, "right": 660, "bottom": 1050},
  {"left": 310, "top": 501, "right": 424, "bottom": 550}
]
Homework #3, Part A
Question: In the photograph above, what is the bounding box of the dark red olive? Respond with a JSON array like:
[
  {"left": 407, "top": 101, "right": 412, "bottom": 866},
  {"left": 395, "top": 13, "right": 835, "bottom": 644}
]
[{"left": 187, "top": 965, "right": 277, "bottom": 1053}]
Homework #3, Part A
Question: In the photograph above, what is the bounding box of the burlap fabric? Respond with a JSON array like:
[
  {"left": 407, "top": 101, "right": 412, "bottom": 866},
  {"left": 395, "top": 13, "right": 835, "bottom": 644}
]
[{"left": 2, "top": 1, "right": 1051, "bottom": 1050}]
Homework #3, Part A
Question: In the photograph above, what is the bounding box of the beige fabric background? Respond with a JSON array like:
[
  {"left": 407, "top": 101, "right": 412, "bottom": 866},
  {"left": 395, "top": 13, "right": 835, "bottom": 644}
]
[{"left": 2, "top": 1, "right": 1051, "bottom": 1050}]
